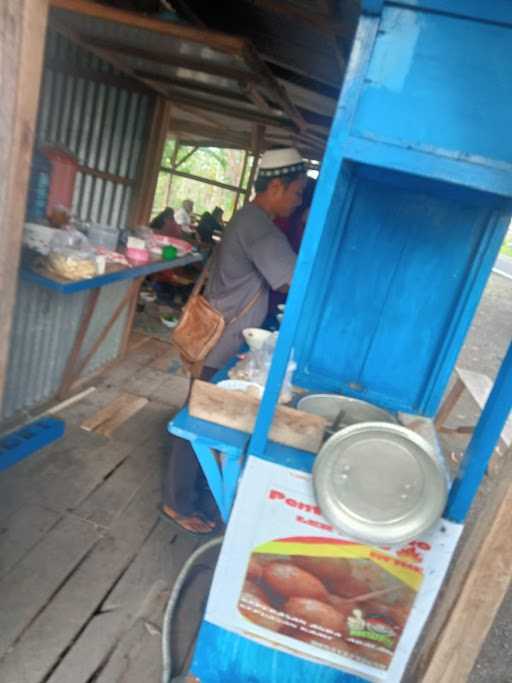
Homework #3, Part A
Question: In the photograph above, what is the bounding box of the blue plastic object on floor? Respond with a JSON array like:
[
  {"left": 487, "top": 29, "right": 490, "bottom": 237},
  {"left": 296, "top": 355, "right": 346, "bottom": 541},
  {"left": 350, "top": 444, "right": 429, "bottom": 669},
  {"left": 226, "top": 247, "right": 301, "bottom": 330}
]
[{"left": 0, "top": 417, "right": 65, "bottom": 471}]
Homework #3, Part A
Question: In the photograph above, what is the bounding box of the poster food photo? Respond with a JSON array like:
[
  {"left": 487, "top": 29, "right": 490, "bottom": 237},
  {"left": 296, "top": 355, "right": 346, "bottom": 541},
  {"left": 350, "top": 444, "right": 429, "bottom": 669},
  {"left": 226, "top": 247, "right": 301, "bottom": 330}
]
[{"left": 205, "top": 457, "right": 462, "bottom": 682}]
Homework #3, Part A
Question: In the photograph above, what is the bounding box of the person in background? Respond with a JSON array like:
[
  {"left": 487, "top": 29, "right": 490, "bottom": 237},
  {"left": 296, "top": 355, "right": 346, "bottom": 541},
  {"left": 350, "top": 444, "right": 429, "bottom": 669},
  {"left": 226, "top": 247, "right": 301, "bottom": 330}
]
[
  {"left": 149, "top": 207, "right": 181, "bottom": 238},
  {"left": 162, "top": 148, "right": 307, "bottom": 535},
  {"left": 267, "top": 177, "right": 317, "bottom": 324},
  {"left": 196, "top": 206, "right": 224, "bottom": 245},
  {"left": 275, "top": 177, "right": 316, "bottom": 254},
  {"left": 174, "top": 199, "right": 195, "bottom": 237}
]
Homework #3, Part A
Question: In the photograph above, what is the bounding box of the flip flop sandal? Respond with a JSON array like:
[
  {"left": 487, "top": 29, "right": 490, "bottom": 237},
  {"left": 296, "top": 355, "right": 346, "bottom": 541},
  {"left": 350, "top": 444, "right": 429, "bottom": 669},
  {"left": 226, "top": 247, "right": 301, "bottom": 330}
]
[{"left": 159, "top": 504, "right": 217, "bottom": 537}]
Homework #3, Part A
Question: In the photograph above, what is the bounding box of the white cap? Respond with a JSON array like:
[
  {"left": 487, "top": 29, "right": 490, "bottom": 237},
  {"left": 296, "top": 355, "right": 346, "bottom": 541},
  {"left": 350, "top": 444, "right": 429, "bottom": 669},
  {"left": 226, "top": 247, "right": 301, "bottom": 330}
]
[{"left": 257, "top": 147, "right": 306, "bottom": 179}]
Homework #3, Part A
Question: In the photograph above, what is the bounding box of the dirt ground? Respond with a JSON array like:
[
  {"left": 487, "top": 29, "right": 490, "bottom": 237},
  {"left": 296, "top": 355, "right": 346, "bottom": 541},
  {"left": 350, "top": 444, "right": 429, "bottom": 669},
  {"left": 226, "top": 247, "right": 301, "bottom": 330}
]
[{"left": 442, "top": 271, "right": 511, "bottom": 683}]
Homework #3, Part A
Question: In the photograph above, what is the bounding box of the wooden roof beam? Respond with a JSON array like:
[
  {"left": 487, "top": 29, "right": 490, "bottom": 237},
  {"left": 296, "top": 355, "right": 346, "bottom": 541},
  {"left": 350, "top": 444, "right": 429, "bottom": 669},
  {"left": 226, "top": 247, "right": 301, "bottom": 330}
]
[
  {"left": 151, "top": 86, "right": 297, "bottom": 130},
  {"left": 85, "top": 39, "right": 261, "bottom": 84},
  {"left": 170, "top": 119, "right": 253, "bottom": 148},
  {"left": 49, "top": 0, "right": 245, "bottom": 55},
  {"left": 133, "top": 70, "right": 250, "bottom": 104}
]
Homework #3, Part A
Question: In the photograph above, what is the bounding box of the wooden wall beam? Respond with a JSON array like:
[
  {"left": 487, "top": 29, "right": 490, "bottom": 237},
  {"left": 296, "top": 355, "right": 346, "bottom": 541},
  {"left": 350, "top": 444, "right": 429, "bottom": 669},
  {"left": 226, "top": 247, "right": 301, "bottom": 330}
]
[
  {"left": 0, "top": 0, "right": 49, "bottom": 408},
  {"left": 170, "top": 119, "right": 253, "bottom": 149},
  {"left": 161, "top": 168, "right": 244, "bottom": 194},
  {"left": 405, "top": 446, "right": 512, "bottom": 681},
  {"left": 129, "top": 98, "right": 172, "bottom": 226}
]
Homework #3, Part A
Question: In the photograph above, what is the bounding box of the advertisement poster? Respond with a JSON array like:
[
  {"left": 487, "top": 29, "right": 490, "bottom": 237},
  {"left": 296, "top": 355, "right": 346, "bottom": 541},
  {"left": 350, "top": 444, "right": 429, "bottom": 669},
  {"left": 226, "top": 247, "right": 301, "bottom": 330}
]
[{"left": 206, "top": 457, "right": 462, "bottom": 682}]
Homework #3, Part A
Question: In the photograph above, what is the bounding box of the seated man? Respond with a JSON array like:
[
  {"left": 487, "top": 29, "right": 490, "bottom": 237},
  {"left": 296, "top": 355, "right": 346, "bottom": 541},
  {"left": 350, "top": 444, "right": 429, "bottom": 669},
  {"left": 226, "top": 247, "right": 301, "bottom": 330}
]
[
  {"left": 174, "top": 198, "right": 195, "bottom": 237},
  {"left": 162, "top": 148, "right": 307, "bottom": 534}
]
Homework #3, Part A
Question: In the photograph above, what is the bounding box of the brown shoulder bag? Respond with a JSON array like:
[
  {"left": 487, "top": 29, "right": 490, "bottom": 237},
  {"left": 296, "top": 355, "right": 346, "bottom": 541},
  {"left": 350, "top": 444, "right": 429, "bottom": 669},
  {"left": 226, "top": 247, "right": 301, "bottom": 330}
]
[{"left": 172, "top": 258, "right": 261, "bottom": 376}]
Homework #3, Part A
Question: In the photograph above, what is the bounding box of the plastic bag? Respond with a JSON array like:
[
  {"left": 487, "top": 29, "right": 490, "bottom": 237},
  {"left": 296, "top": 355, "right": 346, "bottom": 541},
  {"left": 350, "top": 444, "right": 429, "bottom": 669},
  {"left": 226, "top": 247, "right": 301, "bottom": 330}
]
[
  {"left": 47, "top": 229, "right": 97, "bottom": 280},
  {"left": 228, "top": 334, "right": 296, "bottom": 403}
]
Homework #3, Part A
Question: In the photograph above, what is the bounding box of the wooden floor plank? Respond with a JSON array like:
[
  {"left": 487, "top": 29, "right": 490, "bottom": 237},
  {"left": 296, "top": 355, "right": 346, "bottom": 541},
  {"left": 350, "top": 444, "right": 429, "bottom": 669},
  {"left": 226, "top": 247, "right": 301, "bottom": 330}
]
[
  {"left": 103, "top": 524, "right": 197, "bottom": 613},
  {"left": 29, "top": 439, "right": 136, "bottom": 513},
  {"left": 74, "top": 451, "right": 159, "bottom": 528},
  {"left": 95, "top": 582, "right": 168, "bottom": 683},
  {"left": 95, "top": 396, "right": 149, "bottom": 438},
  {"left": 0, "top": 514, "right": 99, "bottom": 659},
  {"left": 53, "top": 386, "right": 120, "bottom": 426},
  {"left": 0, "top": 485, "right": 166, "bottom": 683},
  {"left": 0, "top": 534, "right": 134, "bottom": 683},
  {"left": 46, "top": 475, "right": 164, "bottom": 683},
  {"left": 149, "top": 347, "right": 180, "bottom": 372},
  {"left": 149, "top": 374, "right": 191, "bottom": 410},
  {"left": 80, "top": 392, "right": 144, "bottom": 433},
  {"left": 0, "top": 503, "right": 61, "bottom": 580},
  {"left": 109, "top": 400, "right": 174, "bottom": 448},
  {"left": 121, "top": 367, "right": 170, "bottom": 400}
]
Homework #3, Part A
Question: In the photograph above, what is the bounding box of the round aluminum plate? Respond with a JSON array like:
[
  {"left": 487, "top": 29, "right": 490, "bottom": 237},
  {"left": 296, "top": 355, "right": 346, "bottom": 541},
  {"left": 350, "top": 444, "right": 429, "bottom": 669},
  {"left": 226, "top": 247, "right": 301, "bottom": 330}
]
[
  {"left": 313, "top": 422, "right": 448, "bottom": 545},
  {"left": 298, "top": 394, "right": 397, "bottom": 428}
]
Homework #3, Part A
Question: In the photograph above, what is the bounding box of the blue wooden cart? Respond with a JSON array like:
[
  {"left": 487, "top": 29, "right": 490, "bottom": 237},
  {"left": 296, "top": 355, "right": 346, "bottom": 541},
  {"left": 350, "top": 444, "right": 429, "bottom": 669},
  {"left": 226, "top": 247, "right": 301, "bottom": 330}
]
[{"left": 168, "top": 2, "right": 512, "bottom": 680}]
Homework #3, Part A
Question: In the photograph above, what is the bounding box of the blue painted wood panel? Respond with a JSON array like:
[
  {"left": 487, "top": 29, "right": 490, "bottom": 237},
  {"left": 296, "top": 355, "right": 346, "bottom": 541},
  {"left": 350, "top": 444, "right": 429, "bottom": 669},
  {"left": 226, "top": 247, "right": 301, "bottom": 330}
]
[
  {"left": 191, "top": 621, "right": 369, "bottom": 683},
  {"left": 389, "top": 0, "right": 512, "bottom": 26},
  {"left": 353, "top": 7, "right": 512, "bottom": 167},
  {"left": 293, "top": 169, "right": 508, "bottom": 416}
]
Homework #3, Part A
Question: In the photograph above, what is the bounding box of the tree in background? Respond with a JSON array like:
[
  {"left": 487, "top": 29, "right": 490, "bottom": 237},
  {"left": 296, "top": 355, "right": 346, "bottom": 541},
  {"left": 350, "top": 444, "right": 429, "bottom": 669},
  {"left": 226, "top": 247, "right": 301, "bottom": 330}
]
[{"left": 152, "top": 139, "right": 249, "bottom": 221}]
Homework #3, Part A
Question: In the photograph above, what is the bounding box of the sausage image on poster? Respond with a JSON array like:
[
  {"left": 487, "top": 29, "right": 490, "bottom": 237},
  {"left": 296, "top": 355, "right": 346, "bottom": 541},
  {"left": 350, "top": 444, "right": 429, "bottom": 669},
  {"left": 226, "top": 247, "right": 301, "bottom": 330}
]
[{"left": 237, "top": 537, "right": 420, "bottom": 670}]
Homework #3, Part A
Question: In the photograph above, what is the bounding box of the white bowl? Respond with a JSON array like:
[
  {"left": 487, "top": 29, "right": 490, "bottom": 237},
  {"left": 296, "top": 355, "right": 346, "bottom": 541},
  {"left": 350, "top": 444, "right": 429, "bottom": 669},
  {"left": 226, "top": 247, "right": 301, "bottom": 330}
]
[
  {"left": 242, "top": 328, "right": 273, "bottom": 352},
  {"left": 160, "top": 315, "right": 178, "bottom": 329}
]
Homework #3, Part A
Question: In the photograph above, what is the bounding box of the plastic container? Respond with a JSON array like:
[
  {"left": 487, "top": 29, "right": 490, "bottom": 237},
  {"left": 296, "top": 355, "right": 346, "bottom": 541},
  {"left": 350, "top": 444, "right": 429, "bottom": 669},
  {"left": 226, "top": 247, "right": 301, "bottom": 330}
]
[
  {"left": 23, "top": 222, "right": 60, "bottom": 255},
  {"left": 125, "top": 247, "right": 150, "bottom": 266},
  {"left": 26, "top": 151, "right": 51, "bottom": 222},
  {"left": 43, "top": 147, "right": 78, "bottom": 216},
  {"left": 87, "top": 223, "right": 119, "bottom": 251},
  {"left": 162, "top": 245, "right": 177, "bottom": 260},
  {"left": 47, "top": 229, "right": 96, "bottom": 280}
]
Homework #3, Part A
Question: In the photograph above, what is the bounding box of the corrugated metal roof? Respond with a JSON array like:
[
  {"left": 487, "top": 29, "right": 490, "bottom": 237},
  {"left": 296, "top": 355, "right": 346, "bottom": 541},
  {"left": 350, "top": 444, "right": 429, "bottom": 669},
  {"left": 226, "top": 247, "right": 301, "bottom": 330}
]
[{"left": 49, "top": 0, "right": 303, "bottom": 129}]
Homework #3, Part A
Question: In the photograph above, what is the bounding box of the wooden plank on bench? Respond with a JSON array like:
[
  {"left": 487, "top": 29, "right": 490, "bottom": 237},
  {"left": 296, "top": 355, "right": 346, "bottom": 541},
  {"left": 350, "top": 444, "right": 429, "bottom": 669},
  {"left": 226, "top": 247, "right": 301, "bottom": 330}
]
[{"left": 189, "top": 381, "right": 328, "bottom": 453}]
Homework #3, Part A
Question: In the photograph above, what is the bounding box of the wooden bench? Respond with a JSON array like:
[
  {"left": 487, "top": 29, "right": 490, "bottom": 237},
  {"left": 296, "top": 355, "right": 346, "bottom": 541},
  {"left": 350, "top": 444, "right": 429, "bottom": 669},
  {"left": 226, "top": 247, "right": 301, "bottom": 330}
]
[{"left": 435, "top": 367, "right": 512, "bottom": 458}]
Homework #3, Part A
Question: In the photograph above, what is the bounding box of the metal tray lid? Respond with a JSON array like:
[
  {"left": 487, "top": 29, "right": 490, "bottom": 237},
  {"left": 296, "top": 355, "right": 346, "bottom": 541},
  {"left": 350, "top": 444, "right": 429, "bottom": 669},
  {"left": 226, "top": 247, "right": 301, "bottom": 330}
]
[
  {"left": 313, "top": 422, "right": 448, "bottom": 545},
  {"left": 297, "top": 394, "right": 397, "bottom": 428}
]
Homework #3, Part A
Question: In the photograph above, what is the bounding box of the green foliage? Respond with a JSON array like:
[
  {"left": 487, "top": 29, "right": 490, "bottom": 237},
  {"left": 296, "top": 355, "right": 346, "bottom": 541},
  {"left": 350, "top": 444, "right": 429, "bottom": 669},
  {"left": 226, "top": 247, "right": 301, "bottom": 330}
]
[{"left": 152, "top": 138, "right": 249, "bottom": 221}]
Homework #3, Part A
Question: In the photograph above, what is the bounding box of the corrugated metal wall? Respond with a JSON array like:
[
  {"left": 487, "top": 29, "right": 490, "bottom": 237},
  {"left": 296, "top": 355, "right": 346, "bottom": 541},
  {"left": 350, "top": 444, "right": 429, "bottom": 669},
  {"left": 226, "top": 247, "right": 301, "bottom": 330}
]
[
  {"left": 1, "top": 279, "right": 131, "bottom": 423},
  {"left": 1, "top": 31, "right": 154, "bottom": 425},
  {"left": 36, "top": 30, "right": 153, "bottom": 228}
]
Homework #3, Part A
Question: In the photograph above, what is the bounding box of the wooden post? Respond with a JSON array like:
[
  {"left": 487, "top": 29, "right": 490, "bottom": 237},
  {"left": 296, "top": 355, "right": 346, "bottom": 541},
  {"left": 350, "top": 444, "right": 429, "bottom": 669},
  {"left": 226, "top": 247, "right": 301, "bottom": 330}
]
[
  {"left": 234, "top": 149, "right": 249, "bottom": 214},
  {"left": 244, "top": 124, "right": 265, "bottom": 204},
  {"left": 0, "top": 0, "right": 49, "bottom": 408},
  {"left": 164, "top": 135, "right": 180, "bottom": 209},
  {"left": 129, "top": 97, "right": 172, "bottom": 227},
  {"left": 405, "top": 445, "right": 512, "bottom": 682}
]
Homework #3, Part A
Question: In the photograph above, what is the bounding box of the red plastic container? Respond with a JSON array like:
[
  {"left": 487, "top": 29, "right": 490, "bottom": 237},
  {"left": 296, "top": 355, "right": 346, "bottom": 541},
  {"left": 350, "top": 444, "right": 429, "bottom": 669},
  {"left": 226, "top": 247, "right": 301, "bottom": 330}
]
[{"left": 43, "top": 147, "right": 78, "bottom": 216}]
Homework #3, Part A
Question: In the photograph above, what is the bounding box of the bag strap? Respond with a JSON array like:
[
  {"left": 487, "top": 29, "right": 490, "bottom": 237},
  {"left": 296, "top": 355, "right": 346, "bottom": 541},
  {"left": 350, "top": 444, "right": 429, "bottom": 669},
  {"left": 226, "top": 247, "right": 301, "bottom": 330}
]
[
  {"left": 228, "top": 287, "right": 263, "bottom": 326},
  {"left": 189, "top": 253, "right": 214, "bottom": 298}
]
